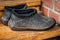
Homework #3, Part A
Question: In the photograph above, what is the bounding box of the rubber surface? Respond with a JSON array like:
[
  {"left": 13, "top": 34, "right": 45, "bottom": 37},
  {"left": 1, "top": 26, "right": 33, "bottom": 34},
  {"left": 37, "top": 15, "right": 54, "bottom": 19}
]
[
  {"left": 2, "top": 4, "right": 27, "bottom": 25},
  {"left": 12, "top": 8, "right": 37, "bottom": 18},
  {"left": 8, "top": 9, "right": 56, "bottom": 31}
]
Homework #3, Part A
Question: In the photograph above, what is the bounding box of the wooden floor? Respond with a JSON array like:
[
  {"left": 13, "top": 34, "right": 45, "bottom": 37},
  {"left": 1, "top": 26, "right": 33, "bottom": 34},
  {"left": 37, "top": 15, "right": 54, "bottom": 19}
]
[{"left": 0, "top": 22, "right": 60, "bottom": 40}]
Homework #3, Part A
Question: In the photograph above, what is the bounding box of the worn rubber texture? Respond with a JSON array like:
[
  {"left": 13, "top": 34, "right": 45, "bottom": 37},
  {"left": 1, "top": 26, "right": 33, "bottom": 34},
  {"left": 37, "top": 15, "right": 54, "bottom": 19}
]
[
  {"left": 8, "top": 9, "right": 56, "bottom": 31},
  {"left": 12, "top": 8, "right": 37, "bottom": 18},
  {"left": 2, "top": 4, "right": 27, "bottom": 25}
]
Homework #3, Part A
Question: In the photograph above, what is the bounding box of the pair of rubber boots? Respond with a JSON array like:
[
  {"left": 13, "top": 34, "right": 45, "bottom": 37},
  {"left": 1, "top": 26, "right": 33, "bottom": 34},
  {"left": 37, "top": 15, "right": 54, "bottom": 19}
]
[{"left": 2, "top": 4, "right": 56, "bottom": 31}]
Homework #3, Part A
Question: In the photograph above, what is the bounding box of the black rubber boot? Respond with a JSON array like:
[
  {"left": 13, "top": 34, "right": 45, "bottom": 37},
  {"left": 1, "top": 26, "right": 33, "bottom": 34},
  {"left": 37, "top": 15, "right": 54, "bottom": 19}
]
[
  {"left": 8, "top": 8, "right": 56, "bottom": 31},
  {"left": 2, "top": 4, "right": 27, "bottom": 25}
]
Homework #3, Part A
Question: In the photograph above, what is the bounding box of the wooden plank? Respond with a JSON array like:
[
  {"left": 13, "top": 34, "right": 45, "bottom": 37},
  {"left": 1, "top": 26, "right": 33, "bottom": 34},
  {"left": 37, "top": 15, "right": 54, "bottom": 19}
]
[
  {"left": 0, "top": 12, "right": 3, "bottom": 20},
  {"left": 28, "top": 6, "right": 40, "bottom": 12},
  {"left": 0, "top": 22, "right": 60, "bottom": 40},
  {"left": 0, "top": 0, "right": 41, "bottom": 10}
]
